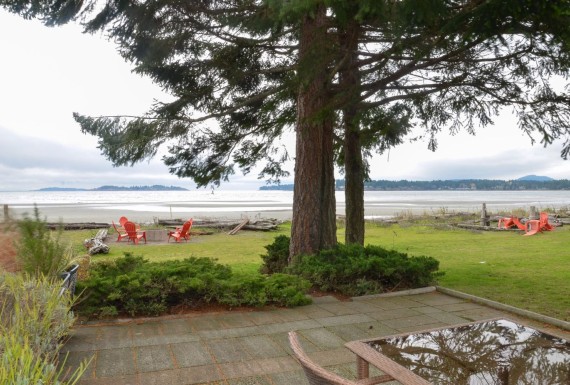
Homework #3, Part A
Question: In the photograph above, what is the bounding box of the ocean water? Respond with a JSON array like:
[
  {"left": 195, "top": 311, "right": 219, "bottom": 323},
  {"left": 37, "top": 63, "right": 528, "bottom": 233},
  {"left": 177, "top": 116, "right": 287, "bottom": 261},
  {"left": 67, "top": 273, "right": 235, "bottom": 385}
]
[{"left": 1, "top": 190, "right": 568, "bottom": 223}]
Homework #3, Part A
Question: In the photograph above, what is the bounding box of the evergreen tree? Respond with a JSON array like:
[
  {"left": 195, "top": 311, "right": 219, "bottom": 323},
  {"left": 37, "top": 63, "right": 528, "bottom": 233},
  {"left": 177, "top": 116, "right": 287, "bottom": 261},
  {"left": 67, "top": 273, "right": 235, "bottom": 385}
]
[{"left": 329, "top": 0, "right": 570, "bottom": 244}]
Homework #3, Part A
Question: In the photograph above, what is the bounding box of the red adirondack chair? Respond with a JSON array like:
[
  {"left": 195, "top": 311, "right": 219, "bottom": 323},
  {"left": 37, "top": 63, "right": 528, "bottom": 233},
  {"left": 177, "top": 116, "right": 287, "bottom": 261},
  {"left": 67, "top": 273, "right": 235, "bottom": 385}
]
[
  {"left": 112, "top": 220, "right": 128, "bottom": 242},
  {"left": 524, "top": 212, "right": 554, "bottom": 236},
  {"left": 119, "top": 216, "right": 140, "bottom": 230},
  {"left": 123, "top": 221, "right": 147, "bottom": 244},
  {"left": 498, "top": 216, "right": 526, "bottom": 231},
  {"left": 168, "top": 219, "right": 193, "bottom": 243}
]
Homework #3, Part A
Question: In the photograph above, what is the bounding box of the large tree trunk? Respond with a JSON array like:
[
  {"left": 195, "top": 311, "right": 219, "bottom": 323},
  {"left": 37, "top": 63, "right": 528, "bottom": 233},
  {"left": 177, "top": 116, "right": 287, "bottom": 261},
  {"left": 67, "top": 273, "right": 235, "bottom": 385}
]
[
  {"left": 344, "top": 123, "right": 365, "bottom": 245},
  {"left": 340, "top": 19, "right": 365, "bottom": 245},
  {"left": 290, "top": 4, "right": 337, "bottom": 259}
]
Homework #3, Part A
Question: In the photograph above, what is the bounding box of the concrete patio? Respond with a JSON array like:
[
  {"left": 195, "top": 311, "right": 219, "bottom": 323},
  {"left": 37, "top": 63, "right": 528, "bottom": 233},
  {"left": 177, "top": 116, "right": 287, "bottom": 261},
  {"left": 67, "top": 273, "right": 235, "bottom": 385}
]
[{"left": 62, "top": 289, "right": 570, "bottom": 385}]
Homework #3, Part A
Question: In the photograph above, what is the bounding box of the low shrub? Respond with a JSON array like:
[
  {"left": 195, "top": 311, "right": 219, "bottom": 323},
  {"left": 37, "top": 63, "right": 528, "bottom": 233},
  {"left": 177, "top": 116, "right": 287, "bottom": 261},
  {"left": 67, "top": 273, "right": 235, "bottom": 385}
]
[
  {"left": 77, "top": 253, "right": 310, "bottom": 318},
  {"left": 0, "top": 273, "right": 89, "bottom": 384},
  {"left": 261, "top": 236, "right": 443, "bottom": 297},
  {"left": 291, "top": 243, "right": 443, "bottom": 296},
  {"left": 215, "top": 273, "right": 311, "bottom": 308},
  {"left": 259, "top": 234, "right": 290, "bottom": 274}
]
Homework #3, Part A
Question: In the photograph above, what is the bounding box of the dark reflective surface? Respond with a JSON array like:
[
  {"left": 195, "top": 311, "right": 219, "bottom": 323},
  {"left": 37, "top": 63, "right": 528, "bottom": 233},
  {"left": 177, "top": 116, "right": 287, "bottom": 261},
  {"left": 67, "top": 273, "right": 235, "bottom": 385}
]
[{"left": 368, "top": 319, "right": 570, "bottom": 385}]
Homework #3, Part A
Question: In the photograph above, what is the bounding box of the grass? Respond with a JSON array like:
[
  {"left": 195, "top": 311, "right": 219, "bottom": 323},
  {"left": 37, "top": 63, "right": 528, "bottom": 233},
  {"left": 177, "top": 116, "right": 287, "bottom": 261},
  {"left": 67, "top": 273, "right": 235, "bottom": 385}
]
[
  {"left": 62, "top": 221, "right": 569, "bottom": 321},
  {"left": 65, "top": 226, "right": 291, "bottom": 275},
  {"left": 361, "top": 222, "right": 570, "bottom": 321}
]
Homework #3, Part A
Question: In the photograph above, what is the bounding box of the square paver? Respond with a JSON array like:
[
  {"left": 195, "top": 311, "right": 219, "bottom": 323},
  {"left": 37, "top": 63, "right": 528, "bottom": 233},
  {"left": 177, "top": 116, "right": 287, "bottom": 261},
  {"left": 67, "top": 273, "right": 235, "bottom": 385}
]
[
  {"left": 207, "top": 338, "right": 251, "bottom": 363},
  {"left": 136, "top": 345, "right": 175, "bottom": 372},
  {"left": 171, "top": 341, "right": 215, "bottom": 367},
  {"left": 96, "top": 347, "right": 136, "bottom": 377}
]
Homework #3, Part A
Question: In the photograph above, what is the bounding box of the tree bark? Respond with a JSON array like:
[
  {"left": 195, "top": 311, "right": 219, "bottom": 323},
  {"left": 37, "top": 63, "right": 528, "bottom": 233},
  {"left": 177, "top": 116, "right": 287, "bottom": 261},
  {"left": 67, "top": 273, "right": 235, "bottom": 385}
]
[
  {"left": 290, "top": 4, "right": 337, "bottom": 259},
  {"left": 340, "top": 19, "right": 365, "bottom": 245}
]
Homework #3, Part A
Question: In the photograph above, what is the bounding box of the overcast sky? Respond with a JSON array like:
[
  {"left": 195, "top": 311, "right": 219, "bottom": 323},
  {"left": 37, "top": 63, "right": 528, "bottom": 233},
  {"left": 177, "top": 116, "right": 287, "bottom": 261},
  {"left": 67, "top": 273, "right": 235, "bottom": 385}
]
[{"left": 1, "top": 10, "right": 568, "bottom": 192}]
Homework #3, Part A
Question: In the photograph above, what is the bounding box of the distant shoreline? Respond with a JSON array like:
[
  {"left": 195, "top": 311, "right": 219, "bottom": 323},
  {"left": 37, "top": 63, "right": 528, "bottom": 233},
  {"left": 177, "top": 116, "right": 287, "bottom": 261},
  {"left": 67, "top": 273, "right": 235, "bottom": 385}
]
[
  {"left": 261, "top": 177, "right": 570, "bottom": 191},
  {"left": 36, "top": 185, "right": 188, "bottom": 192}
]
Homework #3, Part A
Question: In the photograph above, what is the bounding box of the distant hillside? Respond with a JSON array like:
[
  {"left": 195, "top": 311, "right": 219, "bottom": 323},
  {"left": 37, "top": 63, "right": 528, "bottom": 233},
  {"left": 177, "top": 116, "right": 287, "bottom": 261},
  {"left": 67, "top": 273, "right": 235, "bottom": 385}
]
[
  {"left": 259, "top": 184, "right": 294, "bottom": 191},
  {"left": 261, "top": 179, "right": 569, "bottom": 191},
  {"left": 36, "top": 187, "right": 87, "bottom": 191},
  {"left": 37, "top": 185, "right": 188, "bottom": 192},
  {"left": 336, "top": 178, "right": 569, "bottom": 191},
  {"left": 517, "top": 175, "right": 554, "bottom": 182}
]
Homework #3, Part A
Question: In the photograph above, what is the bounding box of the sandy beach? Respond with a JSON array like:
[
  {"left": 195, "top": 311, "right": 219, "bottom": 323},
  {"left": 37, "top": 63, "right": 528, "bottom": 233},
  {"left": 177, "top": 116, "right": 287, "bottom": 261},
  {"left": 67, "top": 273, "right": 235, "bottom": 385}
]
[
  {"left": 2, "top": 189, "right": 569, "bottom": 224},
  {"left": 3, "top": 204, "right": 295, "bottom": 224}
]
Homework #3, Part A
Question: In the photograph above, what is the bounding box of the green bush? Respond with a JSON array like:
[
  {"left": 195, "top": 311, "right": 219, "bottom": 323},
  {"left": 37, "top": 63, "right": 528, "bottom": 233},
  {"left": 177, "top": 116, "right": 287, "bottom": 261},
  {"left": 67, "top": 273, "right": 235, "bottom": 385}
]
[
  {"left": 77, "top": 253, "right": 311, "bottom": 318},
  {"left": 261, "top": 236, "right": 443, "bottom": 296},
  {"left": 292, "top": 243, "right": 443, "bottom": 296},
  {"left": 0, "top": 273, "right": 89, "bottom": 384},
  {"left": 16, "top": 206, "right": 76, "bottom": 278},
  {"left": 259, "top": 234, "right": 290, "bottom": 274},
  {"left": 215, "top": 273, "right": 311, "bottom": 308}
]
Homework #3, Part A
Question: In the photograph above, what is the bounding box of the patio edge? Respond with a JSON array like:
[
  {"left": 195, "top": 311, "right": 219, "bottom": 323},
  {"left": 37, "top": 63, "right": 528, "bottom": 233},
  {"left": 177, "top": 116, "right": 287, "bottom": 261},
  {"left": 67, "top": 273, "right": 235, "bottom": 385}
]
[
  {"left": 352, "top": 286, "right": 436, "bottom": 300},
  {"left": 436, "top": 286, "right": 570, "bottom": 331}
]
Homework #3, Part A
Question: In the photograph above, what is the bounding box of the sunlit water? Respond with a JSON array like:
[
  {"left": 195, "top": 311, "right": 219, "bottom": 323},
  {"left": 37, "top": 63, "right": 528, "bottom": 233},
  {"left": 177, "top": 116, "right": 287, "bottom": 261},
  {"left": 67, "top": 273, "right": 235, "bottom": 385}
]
[{"left": 0, "top": 190, "right": 568, "bottom": 223}]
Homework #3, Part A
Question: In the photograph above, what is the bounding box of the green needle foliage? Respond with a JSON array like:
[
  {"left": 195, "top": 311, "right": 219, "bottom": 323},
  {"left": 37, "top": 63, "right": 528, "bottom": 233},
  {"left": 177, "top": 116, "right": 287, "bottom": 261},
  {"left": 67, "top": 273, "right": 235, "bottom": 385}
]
[{"left": 76, "top": 253, "right": 311, "bottom": 318}]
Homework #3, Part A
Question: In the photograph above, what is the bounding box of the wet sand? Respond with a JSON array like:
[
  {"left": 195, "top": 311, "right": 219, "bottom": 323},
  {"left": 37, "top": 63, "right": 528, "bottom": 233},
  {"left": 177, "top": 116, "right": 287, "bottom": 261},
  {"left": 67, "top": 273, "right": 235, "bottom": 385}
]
[{"left": 2, "top": 202, "right": 405, "bottom": 224}]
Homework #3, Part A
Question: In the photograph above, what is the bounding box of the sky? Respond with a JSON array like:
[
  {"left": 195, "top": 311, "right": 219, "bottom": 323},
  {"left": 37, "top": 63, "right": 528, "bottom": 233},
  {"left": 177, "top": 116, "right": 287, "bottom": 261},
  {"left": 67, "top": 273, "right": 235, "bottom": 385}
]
[{"left": 1, "top": 10, "right": 568, "bottom": 192}]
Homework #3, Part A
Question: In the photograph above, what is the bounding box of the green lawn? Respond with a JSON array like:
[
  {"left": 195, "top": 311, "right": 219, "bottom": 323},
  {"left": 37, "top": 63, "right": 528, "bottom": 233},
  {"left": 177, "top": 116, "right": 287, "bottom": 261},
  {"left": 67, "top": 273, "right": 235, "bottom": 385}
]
[
  {"left": 361, "top": 222, "right": 570, "bottom": 321},
  {"left": 65, "top": 222, "right": 570, "bottom": 321}
]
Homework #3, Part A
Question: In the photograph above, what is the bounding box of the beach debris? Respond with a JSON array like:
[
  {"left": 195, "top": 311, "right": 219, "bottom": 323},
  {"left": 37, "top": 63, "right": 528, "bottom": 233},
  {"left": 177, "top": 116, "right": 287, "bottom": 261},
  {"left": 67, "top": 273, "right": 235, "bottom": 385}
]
[
  {"left": 47, "top": 222, "right": 110, "bottom": 230},
  {"left": 228, "top": 218, "right": 250, "bottom": 235},
  {"left": 83, "top": 229, "right": 110, "bottom": 255},
  {"left": 158, "top": 218, "right": 282, "bottom": 232}
]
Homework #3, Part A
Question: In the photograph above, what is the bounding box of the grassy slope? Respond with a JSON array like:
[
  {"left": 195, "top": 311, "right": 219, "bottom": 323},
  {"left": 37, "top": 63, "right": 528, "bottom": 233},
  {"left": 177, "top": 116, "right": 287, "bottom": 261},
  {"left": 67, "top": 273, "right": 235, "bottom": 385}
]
[{"left": 64, "top": 222, "right": 569, "bottom": 321}]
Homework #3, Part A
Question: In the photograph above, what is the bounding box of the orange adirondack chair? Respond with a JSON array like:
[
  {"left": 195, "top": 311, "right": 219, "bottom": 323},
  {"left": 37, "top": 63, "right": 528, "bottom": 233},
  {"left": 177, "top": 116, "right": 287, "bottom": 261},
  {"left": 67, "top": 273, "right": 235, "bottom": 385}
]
[
  {"left": 119, "top": 216, "right": 140, "bottom": 230},
  {"left": 539, "top": 212, "right": 554, "bottom": 231},
  {"left": 498, "top": 216, "right": 526, "bottom": 231},
  {"left": 123, "top": 221, "right": 147, "bottom": 244},
  {"left": 112, "top": 220, "right": 128, "bottom": 242},
  {"left": 524, "top": 212, "right": 554, "bottom": 236},
  {"left": 168, "top": 219, "right": 193, "bottom": 243}
]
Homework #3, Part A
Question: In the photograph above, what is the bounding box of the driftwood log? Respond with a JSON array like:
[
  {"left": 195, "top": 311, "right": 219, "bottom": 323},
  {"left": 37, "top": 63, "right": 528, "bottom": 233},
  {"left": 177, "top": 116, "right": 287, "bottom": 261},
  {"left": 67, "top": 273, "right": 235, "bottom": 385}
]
[
  {"left": 47, "top": 222, "right": 110, "bottom": 230},
  {"left": 83, "top": 229, "right": 110, "bottom": 255},
  {"left": 455, "top": 223, "right": 521, "bottom": 232},
  {"left": 228, "top": 219, "right": 249, "bottom": 235},
  {"left": 159, "top": 218, "right": 281, "bottom": 231}
]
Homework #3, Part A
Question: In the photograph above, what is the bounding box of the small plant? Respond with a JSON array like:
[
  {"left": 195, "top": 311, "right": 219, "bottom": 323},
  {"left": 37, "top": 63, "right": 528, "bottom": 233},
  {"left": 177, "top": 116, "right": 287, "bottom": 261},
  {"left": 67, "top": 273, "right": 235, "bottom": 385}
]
[
  {"left": 15, "top": 206, "right": 76, "bottom": 278},
  {"left": 0, "top": 273, "right": 89, "bottom": 384},
  {"left": 259, "top": 234, "right": 290, "bottom": 274}
]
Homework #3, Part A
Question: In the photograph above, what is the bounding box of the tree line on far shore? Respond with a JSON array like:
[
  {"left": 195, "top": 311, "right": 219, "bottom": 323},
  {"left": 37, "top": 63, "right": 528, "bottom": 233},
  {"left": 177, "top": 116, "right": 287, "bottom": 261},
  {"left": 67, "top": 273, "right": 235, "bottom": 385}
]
[{"left": 261, "top": 179, "right": 570, "bottom": 191}]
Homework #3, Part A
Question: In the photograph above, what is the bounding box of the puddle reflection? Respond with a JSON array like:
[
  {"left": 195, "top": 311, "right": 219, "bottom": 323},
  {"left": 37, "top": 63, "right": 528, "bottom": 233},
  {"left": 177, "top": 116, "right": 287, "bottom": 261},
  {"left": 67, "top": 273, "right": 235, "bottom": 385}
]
[{"left": 369, "top": 319, "right": 570, "bottom": 384}]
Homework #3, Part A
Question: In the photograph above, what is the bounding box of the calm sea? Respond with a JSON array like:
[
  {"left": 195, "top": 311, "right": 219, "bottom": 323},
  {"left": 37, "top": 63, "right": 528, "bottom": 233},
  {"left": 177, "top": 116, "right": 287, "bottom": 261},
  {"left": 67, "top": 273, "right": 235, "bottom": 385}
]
[{"left": 1, "top": 190, "right": 568, "bottom": 223}]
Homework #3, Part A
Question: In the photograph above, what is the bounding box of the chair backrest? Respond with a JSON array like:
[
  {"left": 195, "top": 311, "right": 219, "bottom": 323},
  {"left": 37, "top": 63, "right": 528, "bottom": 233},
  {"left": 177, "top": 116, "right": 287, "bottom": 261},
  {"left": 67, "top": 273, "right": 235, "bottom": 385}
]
[
  {"left": 123, "top": 221, "right": 138, "bottom": 236},
  {"left": 288, "top": 331, "right": 355, "bottom": 385},
  {"left": 180, "top": 219, "right": 193, "bottom": 235},
  {"left": 112, "top": 220, "right": 122, "bottom": 232},
  {"left": 119, "top": 216, "right": 128, "bottom": 227}
]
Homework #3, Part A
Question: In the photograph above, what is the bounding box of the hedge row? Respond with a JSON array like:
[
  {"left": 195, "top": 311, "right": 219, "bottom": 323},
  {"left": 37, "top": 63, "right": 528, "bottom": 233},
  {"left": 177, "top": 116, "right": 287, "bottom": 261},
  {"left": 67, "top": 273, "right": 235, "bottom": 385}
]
[{"left": 76, "top": 253, "right": 311, "bottom": 318}]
